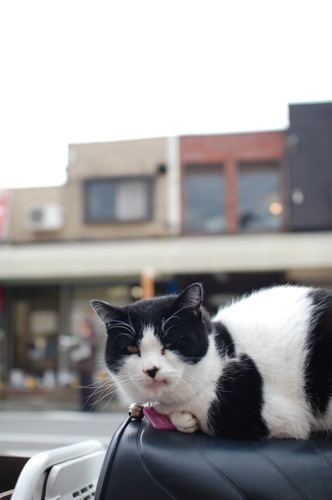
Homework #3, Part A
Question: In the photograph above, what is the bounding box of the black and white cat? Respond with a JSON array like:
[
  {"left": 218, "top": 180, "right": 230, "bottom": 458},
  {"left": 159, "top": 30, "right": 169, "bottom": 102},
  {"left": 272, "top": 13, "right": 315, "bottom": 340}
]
[{"left": 91, "top": 283, "right": 332, "bottom": 440}]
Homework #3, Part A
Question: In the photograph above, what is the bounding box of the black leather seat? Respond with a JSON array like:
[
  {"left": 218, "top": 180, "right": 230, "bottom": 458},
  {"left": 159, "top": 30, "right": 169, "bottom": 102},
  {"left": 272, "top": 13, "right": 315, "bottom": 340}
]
[{"left": 95, "top": 417, "right": 332, "bottom": 499}]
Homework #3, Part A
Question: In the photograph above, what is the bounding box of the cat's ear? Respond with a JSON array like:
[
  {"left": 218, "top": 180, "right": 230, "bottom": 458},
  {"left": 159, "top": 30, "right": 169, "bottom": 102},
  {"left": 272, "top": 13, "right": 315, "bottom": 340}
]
[
  {"left": 91, "top": 300, "right": 125, "bottom": 325},
  {"left": 173, "top": 283, "right": 203, "bottom": 311}
]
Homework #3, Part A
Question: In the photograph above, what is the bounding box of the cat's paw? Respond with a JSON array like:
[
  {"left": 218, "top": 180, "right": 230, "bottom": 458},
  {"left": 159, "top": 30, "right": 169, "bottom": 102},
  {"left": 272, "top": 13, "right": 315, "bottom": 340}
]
[{"left": 169, "top": 411, "right": 199, "bottom": 433}]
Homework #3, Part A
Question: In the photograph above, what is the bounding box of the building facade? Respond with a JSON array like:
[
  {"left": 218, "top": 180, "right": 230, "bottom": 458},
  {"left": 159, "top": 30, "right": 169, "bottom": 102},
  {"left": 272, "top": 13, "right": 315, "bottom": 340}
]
[{"left": 1, "top": 102, "right": 332, "bottom": 394}]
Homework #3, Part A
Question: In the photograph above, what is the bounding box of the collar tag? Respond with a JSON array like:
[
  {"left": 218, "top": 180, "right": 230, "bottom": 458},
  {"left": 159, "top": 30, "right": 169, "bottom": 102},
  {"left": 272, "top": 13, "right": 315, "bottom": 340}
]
[{"left": 143, "top": 406, "right": 176, "bottom": 430}]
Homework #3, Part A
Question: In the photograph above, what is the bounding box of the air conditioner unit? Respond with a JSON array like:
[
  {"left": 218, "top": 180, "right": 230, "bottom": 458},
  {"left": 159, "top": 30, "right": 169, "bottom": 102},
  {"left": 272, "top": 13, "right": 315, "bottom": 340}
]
[{"left": 26, "top": 204, "right": 64, "bottom": 231}]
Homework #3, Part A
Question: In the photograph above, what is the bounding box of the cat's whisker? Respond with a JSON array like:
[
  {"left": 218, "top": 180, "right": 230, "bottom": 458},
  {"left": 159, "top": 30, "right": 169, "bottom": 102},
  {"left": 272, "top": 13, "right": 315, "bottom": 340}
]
[
  {"left": 127, "top": 312, "right": 136, "bottom": 335},
  {"left": 90, "top": 377, "right": 125, "bottom": 412},
  {"left": 161, "top": 313, "right": 180, "bottom": 334},
  {"left": 115, "top": 332, "right": 136, "bottom": 341},
  {"left": 163, "top": 323, "right": 177, "bottom": 338},
  {"left": 93, "top": 388, "right": 117, "bottom": 410},
  {"left": 109, "top": 320, "right": 136, "bottom": 338},
  {"left": 161, "top": 304, "right": 198, "bottom": 339},
  {"left": 182, "top": 377, "right": 206, "bottom": 399}
]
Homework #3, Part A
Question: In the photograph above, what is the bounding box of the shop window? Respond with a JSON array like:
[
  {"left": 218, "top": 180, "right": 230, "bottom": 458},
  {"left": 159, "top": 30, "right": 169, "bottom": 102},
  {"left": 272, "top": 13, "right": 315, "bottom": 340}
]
[
  {"left": 184, "top": 164, "right": 226, "bottom": 233},
  {"left": 237, "top": 162, "right": 282, "bottom": 231},
  {"left": 84, "top": 177, "right": 154, "bottom": 223},
  {"left": 13, "top": 287, "right": 59, "bottom": 378}
]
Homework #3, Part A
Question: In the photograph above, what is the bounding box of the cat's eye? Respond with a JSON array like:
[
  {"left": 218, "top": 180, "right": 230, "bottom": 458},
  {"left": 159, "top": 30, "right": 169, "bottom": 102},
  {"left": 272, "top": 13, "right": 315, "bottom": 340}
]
[
  {"left": 127, "top": 345, "right": 140, "bottom": 354},
  {"left": 161, "top": 342, "right": 173, "bottom": 355}
]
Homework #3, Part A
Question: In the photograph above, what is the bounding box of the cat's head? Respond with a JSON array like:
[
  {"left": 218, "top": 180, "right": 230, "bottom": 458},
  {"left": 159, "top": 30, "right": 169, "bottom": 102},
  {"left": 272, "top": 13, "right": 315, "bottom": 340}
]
[{"left": 91, "top": 283, "right": 212, "bottom": 404}]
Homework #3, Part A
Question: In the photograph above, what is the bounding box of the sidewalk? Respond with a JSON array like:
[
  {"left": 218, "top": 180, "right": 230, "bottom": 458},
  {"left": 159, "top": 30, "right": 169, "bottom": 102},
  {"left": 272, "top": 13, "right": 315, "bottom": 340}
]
[
  {"left": 0, "top": 387, "right": 79, "bottom": 412},
  {"left": 0, "top": 387, "right": 125, "bottom": 413}
]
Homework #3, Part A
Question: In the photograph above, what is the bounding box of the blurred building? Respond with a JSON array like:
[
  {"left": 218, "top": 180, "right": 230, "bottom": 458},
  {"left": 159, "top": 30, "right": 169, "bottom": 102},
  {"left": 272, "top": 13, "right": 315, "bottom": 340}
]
[{"left": 0, "top": 101, "right": 332, "bottom": 389}]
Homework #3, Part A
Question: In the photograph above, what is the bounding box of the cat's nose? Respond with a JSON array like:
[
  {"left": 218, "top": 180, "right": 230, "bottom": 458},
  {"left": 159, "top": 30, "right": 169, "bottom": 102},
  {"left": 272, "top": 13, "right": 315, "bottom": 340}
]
[{"left": 145, "top": 367, "right": 159, "bottom": 379}]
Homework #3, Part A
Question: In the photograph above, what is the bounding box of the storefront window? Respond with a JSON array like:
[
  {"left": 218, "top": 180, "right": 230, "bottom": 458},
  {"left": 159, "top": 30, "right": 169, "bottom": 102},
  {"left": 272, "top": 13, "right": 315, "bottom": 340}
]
[{"left": 13, "top": 286, "right": 59, "bottom": 382}]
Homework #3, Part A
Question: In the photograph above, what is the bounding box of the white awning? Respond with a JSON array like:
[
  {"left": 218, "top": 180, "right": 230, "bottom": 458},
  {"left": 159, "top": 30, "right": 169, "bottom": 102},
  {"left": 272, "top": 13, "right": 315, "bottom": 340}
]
[{"left": 0, "top": 232, "right": 332, "bottom": 282}]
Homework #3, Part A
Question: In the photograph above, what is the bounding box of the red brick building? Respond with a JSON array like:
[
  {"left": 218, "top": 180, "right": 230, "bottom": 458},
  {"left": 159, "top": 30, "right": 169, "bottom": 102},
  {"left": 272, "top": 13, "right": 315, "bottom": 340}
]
[{"left": 181, "top": 131, "right": 286, "bottom": 234}]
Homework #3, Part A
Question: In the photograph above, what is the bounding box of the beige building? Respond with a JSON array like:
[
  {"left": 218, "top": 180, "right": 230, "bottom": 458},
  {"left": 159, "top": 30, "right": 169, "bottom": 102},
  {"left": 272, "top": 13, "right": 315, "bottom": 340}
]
[{"left": 9, "top": 137, "right": 177, "bottom": 243}]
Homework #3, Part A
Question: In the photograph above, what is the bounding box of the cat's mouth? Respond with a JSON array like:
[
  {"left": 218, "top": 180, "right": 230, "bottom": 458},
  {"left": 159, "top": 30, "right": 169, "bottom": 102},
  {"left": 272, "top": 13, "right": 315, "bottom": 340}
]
[{"left": 146, "top": 378, "right": 169, "bottom": 391}]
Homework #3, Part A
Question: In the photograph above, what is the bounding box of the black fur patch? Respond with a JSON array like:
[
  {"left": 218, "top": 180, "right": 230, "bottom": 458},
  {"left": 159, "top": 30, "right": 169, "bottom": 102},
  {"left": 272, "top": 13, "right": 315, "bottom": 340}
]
[
  {"left": 208, "top": 354, "right": 268, "bottom": 439},
  {"left": 305, "top": 289, "right": 332, "bottom": 415},
  {"left": 213, "top": 321, "right": 236, "bottom": 358}
]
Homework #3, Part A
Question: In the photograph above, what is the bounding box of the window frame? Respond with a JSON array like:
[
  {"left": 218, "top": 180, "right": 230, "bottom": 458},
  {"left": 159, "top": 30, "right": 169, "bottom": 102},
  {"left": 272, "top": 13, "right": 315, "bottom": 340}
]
[
  {"left": 183, "top": 163, "right": 226, "bottom": 234},
  {"left": 84, "top": 176, "right": 154, "bottom": 224},
  {"left": 237, "top": 160, "right": 283, "bottom": 233},
  {"left": 182, "top": 160, "right": 283, "bottom": 235}
]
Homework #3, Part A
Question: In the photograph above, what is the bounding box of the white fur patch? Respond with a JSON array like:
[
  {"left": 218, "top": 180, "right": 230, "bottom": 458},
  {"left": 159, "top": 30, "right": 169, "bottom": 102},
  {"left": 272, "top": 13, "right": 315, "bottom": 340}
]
[{"left": 213, "top": 285, "right": 314, "bottom": 438}]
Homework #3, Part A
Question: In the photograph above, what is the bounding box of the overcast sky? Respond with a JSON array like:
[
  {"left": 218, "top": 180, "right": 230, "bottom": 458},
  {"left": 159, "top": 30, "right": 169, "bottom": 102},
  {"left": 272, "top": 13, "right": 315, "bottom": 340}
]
[{"left": 0, "top": 0, "right": 331, "bottom": 189}]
